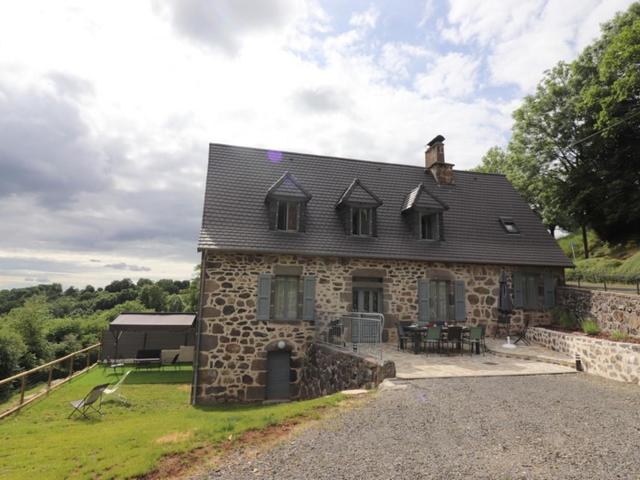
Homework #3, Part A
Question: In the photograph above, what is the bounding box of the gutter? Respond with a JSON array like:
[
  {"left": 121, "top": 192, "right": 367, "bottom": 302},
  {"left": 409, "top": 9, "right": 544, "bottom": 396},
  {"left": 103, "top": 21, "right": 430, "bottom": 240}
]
[{"left": 190, "top": 250, "right": 207, "bottom": 405}]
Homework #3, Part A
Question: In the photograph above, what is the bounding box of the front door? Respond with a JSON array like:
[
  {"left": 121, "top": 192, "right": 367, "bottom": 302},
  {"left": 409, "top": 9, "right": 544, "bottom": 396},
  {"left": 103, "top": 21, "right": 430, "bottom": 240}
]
[
  {"left": 352, "top": 288, "right": 382, "bottom": 313},
  {"left": 266, "top": 351, "right": 290, "bottom": 400}
]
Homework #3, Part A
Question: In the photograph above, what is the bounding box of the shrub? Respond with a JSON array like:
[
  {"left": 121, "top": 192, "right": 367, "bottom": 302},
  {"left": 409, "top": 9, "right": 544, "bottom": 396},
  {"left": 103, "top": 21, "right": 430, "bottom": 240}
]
[
  {"left": 551, "top": 306, "right": 577, "bottom": 330},
  {"left": 610, "top": 330, "right": 627, "bottom": 341},
  {"left": 582, "top": 319, "right": 601, "bottom": 336},
  {"left": 0, "top": 328, "right": 27, "bottom": 400}
]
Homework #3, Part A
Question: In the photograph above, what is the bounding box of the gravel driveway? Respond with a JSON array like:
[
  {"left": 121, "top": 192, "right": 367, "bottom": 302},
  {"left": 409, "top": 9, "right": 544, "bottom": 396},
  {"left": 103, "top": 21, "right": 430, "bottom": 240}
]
[{"left": 204, "top": 375, "right": 640, "bottom": 480}]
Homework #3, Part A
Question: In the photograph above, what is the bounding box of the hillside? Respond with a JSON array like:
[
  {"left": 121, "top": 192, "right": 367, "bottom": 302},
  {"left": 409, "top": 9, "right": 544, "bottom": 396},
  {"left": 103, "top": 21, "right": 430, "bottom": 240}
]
[{"left": 558, "top": 231, "right": 640, "bottom": 281}]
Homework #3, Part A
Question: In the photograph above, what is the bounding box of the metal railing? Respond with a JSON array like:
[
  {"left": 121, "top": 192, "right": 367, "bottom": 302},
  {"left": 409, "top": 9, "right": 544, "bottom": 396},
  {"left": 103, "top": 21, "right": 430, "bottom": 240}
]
[
  {"left": 0, "top": 343, "right": 101, "bottom": 419},
  {"left": 315, "top": 312, "right": 384, "bottom": 362}
]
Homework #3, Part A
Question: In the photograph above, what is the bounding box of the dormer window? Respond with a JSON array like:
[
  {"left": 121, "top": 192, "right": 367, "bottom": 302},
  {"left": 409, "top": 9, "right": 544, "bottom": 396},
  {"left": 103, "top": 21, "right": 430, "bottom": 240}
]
[
  {"left": 352, "top": 207, "right": 372, "bottom": 236},
  {"left": 420, "top": 212, "right": 439, "bottom": 240},
  {"left": 336, "top": 179, "right": 383, "bottom": 237},
  {"left": 402, "top": 183, "right": 448, "bottom": 241},
  {"left": 265, "top": 172, "right": 311, "bottom": 233},
  {"left": 499, "top": 217, "right": 520, "bottom": 234},
  {"left": 276, "top": 201, "right": 300, "bottom": 231}
]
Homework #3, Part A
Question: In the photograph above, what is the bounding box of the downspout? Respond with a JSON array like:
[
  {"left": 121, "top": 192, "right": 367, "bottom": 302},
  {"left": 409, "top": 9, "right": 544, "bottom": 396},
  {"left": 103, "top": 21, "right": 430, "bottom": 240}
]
[{"left": 190, "top": 250, "right": 207, "bottom": 405}]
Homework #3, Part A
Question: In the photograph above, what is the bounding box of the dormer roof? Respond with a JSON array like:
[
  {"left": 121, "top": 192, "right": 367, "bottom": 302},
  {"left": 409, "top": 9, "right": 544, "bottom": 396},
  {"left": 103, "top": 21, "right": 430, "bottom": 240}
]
[
  {"left": 265, "top": 171, "right": 311, "bottom": 202},
  {"left": 402, "top": 183, "right": 449, "bottom": 212},
  {"left": 336, "top": 179, "right": 383, "bottom": 208}
]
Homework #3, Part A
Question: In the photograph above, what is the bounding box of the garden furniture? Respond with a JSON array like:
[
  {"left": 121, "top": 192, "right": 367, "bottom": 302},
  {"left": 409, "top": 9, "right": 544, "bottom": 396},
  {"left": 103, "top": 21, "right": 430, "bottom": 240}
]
[
  {"left": 68, "top": 384, "right": 109, "bottom": 419},
  {"left": 104, "top": 370, "right": 131, "bottom": 404},
  {"left": 423, "top": 326, "right": 442, "bottom": 355}
]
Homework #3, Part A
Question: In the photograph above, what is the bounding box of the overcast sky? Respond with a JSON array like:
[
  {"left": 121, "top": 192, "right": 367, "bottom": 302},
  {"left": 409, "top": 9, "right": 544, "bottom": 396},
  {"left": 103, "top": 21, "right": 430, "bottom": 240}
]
[{"left": 0, "top": 0, "right": 633, "bottom": 289}]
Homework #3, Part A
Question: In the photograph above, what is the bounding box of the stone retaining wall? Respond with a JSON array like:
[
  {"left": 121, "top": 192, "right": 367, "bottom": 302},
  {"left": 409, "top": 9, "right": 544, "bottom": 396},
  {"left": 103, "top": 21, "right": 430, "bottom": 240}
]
[
  {"left": 526, "top": 327, "right": 640, "bottom": 385},
  {"left": 557, "top": 287, "right": 640, "bottom": 337},
  {"left": 299, "top": 343, "right": 396, "bottom": 399}
]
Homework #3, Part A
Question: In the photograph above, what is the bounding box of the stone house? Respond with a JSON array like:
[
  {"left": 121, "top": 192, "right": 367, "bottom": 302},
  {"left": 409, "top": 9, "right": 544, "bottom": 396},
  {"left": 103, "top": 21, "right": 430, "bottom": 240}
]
[{"left": 192, "top": 137, "right": 572, "bottom": 403}]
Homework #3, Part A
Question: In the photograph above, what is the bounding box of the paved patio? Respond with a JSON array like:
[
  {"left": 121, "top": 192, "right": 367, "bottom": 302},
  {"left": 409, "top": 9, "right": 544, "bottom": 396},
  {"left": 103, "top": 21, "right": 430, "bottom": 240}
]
[{"left": 383, "top": 338, "right": 576, "bottom": 379}]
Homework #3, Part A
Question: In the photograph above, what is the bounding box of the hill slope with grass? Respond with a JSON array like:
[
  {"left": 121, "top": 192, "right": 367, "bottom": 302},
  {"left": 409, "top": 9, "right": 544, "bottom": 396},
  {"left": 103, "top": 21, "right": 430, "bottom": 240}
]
[{"left": 558, "top": 231, "right": 640, "bottom": 281}]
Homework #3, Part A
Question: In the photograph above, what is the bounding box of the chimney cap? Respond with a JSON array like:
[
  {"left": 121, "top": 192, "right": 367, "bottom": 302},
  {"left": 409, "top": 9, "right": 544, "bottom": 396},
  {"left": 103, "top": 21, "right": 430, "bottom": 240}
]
[{"left": 427, "top": 135, "right": 445, "bottom": 147}]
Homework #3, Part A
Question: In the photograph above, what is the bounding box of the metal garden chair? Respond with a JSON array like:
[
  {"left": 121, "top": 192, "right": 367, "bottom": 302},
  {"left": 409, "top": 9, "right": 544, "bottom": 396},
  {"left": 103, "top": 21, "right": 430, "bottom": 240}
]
[
  {"left": 462, "top": 326, "right": 486, "bottom": 355},
  {"left": 68, "top": 384, "right": 110, "bottom": 419},
  {"left": 423, "top": 326, "right": 442, "bottom": 355}
]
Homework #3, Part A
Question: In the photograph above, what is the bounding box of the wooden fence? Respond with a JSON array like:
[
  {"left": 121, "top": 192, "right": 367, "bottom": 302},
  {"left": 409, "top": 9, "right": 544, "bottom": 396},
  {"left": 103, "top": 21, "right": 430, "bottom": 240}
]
[{"left": 0, "top": 343, "right": 101, "bottom": 419}]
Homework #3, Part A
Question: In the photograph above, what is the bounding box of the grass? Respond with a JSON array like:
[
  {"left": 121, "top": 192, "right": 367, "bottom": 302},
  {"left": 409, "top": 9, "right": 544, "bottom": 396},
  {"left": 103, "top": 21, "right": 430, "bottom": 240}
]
[{"left": 0, "top": 366, "right": 344, "bottom": 480}]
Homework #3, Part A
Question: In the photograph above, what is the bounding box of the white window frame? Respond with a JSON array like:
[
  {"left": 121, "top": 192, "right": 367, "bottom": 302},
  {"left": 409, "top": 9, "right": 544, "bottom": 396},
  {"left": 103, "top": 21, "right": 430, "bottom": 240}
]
[{"left": 351, "top": 207, "right": 373, "bottom": 236}]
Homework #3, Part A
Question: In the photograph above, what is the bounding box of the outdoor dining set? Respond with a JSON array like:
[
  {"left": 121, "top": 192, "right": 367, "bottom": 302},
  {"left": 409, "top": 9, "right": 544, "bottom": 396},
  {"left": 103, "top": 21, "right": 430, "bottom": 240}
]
[{"left": 396, "top": 322, "right": 487, "bottom": 355}]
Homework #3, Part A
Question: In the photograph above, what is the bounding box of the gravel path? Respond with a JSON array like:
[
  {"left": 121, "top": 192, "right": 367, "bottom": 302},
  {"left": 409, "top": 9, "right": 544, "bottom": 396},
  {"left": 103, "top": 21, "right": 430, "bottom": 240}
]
[{"left": 203, "top": 375, "right": 640, "bottom": 480}]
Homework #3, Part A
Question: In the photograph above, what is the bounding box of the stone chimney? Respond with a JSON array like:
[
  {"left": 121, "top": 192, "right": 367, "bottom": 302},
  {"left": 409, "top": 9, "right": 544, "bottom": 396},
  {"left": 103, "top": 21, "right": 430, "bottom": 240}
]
[{"left": 425, "top": 135, "right": 455, "bottom": 185}]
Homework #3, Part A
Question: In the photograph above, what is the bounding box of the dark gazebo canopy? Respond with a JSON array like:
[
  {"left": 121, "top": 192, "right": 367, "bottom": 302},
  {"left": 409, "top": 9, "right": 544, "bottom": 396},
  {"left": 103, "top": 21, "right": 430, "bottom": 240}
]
[{"left": 110, "top": 313, "right": 196, "bottom": 332}]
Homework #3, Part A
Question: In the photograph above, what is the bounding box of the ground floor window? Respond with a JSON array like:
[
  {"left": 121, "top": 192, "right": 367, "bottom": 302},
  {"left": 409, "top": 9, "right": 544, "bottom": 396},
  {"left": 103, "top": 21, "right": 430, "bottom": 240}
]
[
  {"left": 522, "top": 273, "right": 542, "bottom": 310},
  {"left": 429, "top": 280, "right": 455, "bottom": 323},
  {"left": 273, "top": 275, "right": 299, "bottom": 320}
]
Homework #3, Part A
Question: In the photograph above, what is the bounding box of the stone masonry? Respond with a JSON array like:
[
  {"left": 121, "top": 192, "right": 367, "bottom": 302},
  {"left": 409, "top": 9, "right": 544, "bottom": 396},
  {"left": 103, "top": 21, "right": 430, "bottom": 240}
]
[
  {"left": 526, "top": 326, "right": 640, "bottom": 385},
  {"left": 195, "top": 251, "right": 562, "bottom": 403},
  {"left": 557, "top": 286, "right": 640, "bottom": 337}
]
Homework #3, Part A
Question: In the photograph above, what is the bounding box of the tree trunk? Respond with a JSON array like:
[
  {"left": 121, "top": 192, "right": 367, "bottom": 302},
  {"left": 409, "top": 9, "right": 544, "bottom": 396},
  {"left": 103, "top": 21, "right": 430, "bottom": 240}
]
[
  {"left": 581, "top": 224, "right": 589, "bottom": 259},
  {"left": 548, "top": 224, "right": 556, "bottom": 238}
]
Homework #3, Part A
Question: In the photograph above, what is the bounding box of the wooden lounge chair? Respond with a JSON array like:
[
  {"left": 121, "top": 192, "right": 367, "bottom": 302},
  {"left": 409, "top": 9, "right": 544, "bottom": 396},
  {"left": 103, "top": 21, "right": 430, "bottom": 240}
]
[
  {"left": 68, "top": 384, "right": 109, "bottom": 419},
  {"left": 104, "top": 370, "right": 131, "bottom": 403}
]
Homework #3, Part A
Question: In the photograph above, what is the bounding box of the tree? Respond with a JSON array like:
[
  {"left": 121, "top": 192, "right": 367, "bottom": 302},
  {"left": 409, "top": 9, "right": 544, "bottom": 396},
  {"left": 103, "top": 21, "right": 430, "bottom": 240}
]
[
  {"left": 5, "top": 296, "right": 52, "bottom": 368},
  {"left": 105, "top": 278, "right": 135, "bottom": 293},
  {"left": 0, "top": 328, "right": 26, "bottom": 400},
  {"left": 136, "top": 278, "right": 153, "bottom": 288},
  {"left": 165, "top": 294, "right": 185, "bottom": 313},
  {"left": 139, "top": 285, "right": 166, "bottom": 312},
  {"left": 477, "top": 3, "right": 640, "bottom": 248}
]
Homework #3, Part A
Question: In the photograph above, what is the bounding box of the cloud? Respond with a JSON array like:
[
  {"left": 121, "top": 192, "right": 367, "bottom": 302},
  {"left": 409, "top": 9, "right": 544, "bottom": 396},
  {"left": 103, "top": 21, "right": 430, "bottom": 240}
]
[
  {"left": 291, "top": 87, "right": 351, "bottom": 113},
  {"left": 104, "top": 263, "right": 151, "bottom": 272},
  {"left": 153, "top": 0, "right": 321, "bottom": 55},
  {"left": 0, "top": 77, "right": 113, "bottom": 206},
  {"left": 349, "top": 6, "right": 380, "bottom": 29},
  {"left": 414, "top": 53, "right": 481, "bottom": 98}
]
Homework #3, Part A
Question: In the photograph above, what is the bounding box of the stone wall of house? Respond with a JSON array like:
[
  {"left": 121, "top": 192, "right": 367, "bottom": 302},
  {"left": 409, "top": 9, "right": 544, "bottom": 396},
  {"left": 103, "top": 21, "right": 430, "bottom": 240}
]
[
  {"left": 299, "top": 343, "right": 396, "bottom": 399},
  {"left": 557, "top": 287, "right": 640, "bottom": 337},
  {"left": 195, "top": 251, "right": 560, "bottom": 404},
  {"left": 526, "top": 326, "right": 640, "bottom": 385}
]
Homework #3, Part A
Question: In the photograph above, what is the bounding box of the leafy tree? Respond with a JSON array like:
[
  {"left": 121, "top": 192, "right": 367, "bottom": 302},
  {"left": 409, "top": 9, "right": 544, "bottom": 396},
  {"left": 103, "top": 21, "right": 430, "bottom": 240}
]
[
  {"left": 0, "top": 328, "right": 26, "bottom": 400},
  {"left": 136, "top": 278, "right": 153, "bottom": 288},
  {"left": 156, "top": 279, "right": 181, "bottom": 295},
  {"left": 104, "top": 278, "right": 135, "bottom": 293},
  {"left": 165, "top": 294, "right": 185, "bottom": 313},
  {"left": 477, "top": 3, "right": 640, "bottom": 248},
  {"left": 139, "top": 285, "right": 166, "bottom": 312},
  {"left": 5, "top": 296, "right": 52, "bottom": 368}
]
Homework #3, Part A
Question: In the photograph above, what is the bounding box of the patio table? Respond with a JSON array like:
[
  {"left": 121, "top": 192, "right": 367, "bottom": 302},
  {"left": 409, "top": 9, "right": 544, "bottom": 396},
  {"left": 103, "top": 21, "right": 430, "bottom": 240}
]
[{"left": 404, "top": 325, "right": 472, "bottom": 354}]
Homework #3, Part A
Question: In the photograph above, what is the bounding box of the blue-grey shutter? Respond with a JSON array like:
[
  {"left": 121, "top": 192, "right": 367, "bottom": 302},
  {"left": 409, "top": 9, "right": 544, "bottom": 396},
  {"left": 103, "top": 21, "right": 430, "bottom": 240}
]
[
  {"left": 543, "top": 272, "right": 555, "bottom": 308},
  {"left": 302, "top": 275, "right": 316, "bottom": 321},
  {"left": 513, "top": 272, "right": 524, "bottom": 308},
  {"left": 257, "top": 274, "right": 272, "bottom": 320},
  {"left": 418, "top": 278, "right": 430, "bottom": 325},
  {"left": 454, "top": 280, "right": 466, "bottom": 321}
]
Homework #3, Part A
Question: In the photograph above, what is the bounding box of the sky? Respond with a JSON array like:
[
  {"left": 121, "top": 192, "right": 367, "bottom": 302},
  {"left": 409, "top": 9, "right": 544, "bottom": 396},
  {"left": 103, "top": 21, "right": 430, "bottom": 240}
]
[{"left": 0, "top": 0, "right": 634, "bottom": 289}]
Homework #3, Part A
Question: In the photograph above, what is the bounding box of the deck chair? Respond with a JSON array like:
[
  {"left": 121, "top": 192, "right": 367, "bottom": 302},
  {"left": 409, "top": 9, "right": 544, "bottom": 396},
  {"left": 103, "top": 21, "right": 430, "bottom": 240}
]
[
  {"left": 68, "top": 384, "right": 109, "bottom": 419},
  {"left": 104, "top": 370, "right": 132, "bottom": 403},
  {"left": 514, "top": 316, "right": 531, "bottom": 345}
]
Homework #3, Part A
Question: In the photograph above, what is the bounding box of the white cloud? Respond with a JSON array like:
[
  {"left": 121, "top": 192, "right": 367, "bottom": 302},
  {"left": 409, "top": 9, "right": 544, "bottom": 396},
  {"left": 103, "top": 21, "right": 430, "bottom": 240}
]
[
  {"left": 440, "top": 0, "right": 636, "bottom": 92},
  {"left": 0, "top": 0, "right": 631, "bottom": 288},
  {"left": 414, "top": 52, "right": 480, "bottom": 98}
]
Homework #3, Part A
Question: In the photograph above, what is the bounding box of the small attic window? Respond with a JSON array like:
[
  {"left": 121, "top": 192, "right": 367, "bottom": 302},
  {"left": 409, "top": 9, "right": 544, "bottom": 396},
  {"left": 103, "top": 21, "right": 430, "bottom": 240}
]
[
  {"left": 265, "top": 172, "right": 311, "bottom": 233},
  {"left": 500, "top": 217, "right": 520, "bottom": 234}
]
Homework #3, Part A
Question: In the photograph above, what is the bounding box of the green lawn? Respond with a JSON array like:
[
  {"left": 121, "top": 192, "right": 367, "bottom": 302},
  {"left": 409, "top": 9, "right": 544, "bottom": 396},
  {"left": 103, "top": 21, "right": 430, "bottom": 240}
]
[{"left": 0, "top": 366, "right": 344, "bottom": 479}]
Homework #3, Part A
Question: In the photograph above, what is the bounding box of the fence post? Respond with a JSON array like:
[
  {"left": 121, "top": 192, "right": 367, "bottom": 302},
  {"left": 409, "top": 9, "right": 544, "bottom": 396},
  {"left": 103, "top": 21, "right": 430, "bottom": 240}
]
[
  {"left": 86, "top": 351, "right": 91, "bottom": 369},
  {"left": 20, "top": 377, "right": 26, "bottom": 405},
  {"left": 577, "top": 277, "right": 581, "bottom": 288},
  {"left": 603, "top": 279, "right": 607, "bottom": 291},
  {"left": 69, "top": 355, "right": 74, "bottom": 377},
  {"left": 47, "top": 366, "right": 53, "bottom": 391},
  {"left": 636, "top": 280, "right": 639, "bottom": 295}
]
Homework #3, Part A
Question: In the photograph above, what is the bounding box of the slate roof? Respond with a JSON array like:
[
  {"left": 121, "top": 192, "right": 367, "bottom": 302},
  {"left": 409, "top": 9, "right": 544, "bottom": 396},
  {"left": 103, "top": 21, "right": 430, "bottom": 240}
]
[
  {"left": 401, "top": 183, "right": 448, "bottom": 212},
  {"left": 199, "top": 143, "right": 573, "bottom": 268}
]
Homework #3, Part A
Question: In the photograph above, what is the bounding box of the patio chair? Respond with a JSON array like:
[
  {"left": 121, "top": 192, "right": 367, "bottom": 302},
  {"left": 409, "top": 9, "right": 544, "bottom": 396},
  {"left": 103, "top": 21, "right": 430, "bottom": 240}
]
[
  {"left": 396, "top": 323, "right": 412, "bottom": 351},
  {"left": 68, "top": 384, "right": 110, "bottom": 419},
  {"left": 462, "top": 326, "right": 486, "bottom": 355},
  {"left": 104, "top": 370, "right": 131, "bottom": 403},
  {"left": 444, "top": 326, "right": 463, "bottom": 354},
  {"left": 513, "top": 316, "right": 531, "bottom": 345},
  {"left": 423, "top": 326, "right": 442, "bottom": 355}
]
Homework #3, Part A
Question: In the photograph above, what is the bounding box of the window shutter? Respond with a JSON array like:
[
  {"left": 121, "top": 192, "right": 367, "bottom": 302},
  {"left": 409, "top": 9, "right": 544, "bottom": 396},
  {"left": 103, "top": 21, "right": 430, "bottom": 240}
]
[
  {"left": 454, "top": 280, "right": 466, "bottom": 321},
  {"left": 302, "top": 275, "right": 316, "bottom": 321},
  {"left": 371, "top": 209, "right": 378, "bottom": 237},
  {"left": 267, "top": 201, "right": 278, "bottom": 230},
  {"left": 257, "top": 274, "right": 272, "bottom": 320},
  {"left": 418, "top": 278, "right": 430, "bottom": 325},
  {"left": 298, "top": 202, "right": 307, "bottom": 232},
  {"left": 513, "top": 272, "right": 524, "bottom": 308},
  {"left": 543, "top": 272, "right": 555, "bottom": 309},
  {"left": 527, "top": 275, "right": 539, "bottom": 310}
]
